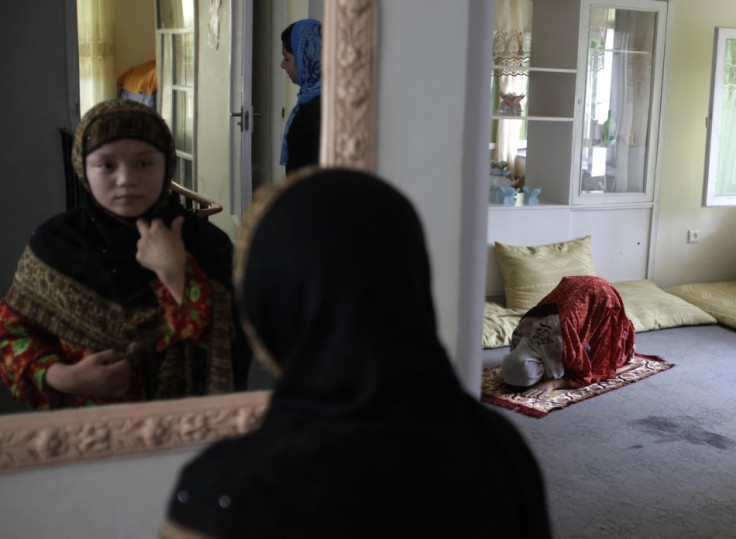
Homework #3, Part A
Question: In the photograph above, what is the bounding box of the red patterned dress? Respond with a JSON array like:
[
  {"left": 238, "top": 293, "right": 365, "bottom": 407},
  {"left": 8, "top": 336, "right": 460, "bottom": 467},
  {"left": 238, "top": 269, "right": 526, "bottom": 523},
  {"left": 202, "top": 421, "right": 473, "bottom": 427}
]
[
  {"left": 0, "top": 255, "right": 221, "bottom": 410},
  {"left": 536, "top": 275, "right": 635, "bottom": 388}
]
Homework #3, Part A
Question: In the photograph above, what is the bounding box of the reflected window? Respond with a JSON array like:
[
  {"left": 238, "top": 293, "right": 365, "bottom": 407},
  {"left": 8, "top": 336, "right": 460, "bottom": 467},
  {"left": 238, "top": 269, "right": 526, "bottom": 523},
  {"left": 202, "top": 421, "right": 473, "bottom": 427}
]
[
  {"left": 580, "top": 8, "right": 656, "bottom": 196},
  {"left": 156, "top": 0, "right": 196, "bottom": 189},
  {"left": 491, "top": 0, "right": 532, "bottom": 182}
]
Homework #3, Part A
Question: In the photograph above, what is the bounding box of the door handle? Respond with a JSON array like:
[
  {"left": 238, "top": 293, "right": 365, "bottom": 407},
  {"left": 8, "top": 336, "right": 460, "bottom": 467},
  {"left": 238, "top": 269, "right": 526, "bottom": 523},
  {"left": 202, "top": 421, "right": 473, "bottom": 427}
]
[{"left": 230, "top": 106, "right": 249, "bottom": 132}]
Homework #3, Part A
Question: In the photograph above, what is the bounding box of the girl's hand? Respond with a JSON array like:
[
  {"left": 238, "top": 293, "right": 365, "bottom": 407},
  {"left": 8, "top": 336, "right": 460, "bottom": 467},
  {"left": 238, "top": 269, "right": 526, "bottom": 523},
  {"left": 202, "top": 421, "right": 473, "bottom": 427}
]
[
  {"left": 523, "top": 378, "right": 568, "bottom": 399},
  {"left": 45, "top": 349, "right": 131, "bottom": 398},
  {"left": 136, "top": 216, "right": 187, "bottom": 304}
]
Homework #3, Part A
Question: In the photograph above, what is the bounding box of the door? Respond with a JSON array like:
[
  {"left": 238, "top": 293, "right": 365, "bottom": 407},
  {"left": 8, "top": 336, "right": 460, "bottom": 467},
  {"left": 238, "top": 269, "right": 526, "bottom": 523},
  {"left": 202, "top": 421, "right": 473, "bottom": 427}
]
[
  {"left": 190, "top": 0, "right": 252, "bottom": 235},
  {"left": 230, "top": 0, "right": 254, "bottom": 235}
]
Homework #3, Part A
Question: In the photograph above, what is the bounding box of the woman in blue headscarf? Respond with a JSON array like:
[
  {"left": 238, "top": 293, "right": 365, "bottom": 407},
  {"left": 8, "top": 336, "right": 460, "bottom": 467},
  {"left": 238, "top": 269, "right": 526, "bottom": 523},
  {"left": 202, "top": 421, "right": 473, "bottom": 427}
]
[{"left": 279, "top": 18, "right": 322, "bottom": 174}]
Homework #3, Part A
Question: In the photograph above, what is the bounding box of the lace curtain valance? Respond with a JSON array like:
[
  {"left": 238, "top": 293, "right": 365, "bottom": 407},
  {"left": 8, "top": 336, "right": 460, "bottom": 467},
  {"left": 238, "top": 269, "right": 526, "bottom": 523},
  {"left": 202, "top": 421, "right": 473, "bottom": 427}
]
[
  {"left": 492, "top": 0, "right": 533, "bottom": 173},
  {"left": 493, "top": 0, "right": 532, "bottom": 76}
]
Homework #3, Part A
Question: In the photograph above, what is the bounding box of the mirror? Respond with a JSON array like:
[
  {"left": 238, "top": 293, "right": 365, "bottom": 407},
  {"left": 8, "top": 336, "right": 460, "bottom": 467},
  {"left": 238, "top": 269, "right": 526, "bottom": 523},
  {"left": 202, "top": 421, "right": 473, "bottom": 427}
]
[
  {"left": 704, "top": 26, "right": 736, "bottom": 206},
  {"left": 0, "top": 0, "right": 376, "bottom": 472}
]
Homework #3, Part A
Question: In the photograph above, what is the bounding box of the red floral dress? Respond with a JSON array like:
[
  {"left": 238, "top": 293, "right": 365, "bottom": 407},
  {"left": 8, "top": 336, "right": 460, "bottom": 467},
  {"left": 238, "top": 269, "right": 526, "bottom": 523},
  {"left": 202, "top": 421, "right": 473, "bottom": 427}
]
[
  {"left": 0, "top": 255, "right": 212, "bottom": 410},
  {"left": 537, "top": 275, "right": 635, "bottom": 388}
]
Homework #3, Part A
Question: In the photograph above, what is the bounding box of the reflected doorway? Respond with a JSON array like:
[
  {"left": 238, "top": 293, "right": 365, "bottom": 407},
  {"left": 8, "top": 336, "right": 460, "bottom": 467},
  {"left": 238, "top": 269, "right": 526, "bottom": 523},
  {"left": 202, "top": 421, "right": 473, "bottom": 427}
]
[{"left": 71, "top": 0, "right": 321, "bottom": 238}]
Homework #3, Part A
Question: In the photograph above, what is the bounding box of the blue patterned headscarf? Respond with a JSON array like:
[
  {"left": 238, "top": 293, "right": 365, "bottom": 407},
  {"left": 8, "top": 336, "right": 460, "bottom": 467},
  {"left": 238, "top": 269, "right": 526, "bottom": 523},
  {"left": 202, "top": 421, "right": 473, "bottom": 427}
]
[{"left": 280, "top": 19, "right": 322, "bottom": 166}]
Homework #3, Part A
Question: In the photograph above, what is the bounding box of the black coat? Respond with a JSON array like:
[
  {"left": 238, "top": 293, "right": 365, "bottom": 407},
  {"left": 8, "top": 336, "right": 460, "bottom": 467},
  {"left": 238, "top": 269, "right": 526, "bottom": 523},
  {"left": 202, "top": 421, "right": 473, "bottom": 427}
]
[{"left": 284, "top": 97, "right": 321, "bottom": 174}]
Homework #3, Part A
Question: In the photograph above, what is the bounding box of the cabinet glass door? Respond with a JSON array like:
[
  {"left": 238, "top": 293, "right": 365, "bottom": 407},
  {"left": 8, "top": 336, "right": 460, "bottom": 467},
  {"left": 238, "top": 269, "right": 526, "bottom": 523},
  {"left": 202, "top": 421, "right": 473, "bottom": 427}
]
[{"left": 577, "top": 2, "right": 665, "bottom": 203}]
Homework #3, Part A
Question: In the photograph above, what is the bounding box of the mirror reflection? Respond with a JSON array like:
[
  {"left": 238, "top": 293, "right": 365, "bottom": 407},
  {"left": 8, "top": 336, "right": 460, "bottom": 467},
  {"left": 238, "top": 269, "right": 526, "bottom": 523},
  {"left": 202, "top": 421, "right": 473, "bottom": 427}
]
[
  {"left": 0, "top": 90, "right": 252, "bottom": 413},
  {"left": 0, "top": 0, "right": 324, "bottom": 414},
  {"left": 579, "top": 7, "right": 657, "bottom": 195}
]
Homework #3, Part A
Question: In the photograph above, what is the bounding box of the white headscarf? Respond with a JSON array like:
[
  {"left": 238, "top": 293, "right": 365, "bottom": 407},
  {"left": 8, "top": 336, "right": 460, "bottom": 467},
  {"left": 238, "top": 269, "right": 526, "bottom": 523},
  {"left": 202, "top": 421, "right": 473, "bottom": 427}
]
[{"left": 501, "top": 336, "right": 545, "bottom": 387}]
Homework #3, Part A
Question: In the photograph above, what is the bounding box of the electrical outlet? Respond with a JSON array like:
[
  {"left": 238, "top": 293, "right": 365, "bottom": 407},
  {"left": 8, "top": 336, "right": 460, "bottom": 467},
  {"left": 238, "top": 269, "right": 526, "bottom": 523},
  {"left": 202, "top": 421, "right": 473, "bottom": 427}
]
[{"left": 688, "top": 230, "right": 700, "bottom": 244}]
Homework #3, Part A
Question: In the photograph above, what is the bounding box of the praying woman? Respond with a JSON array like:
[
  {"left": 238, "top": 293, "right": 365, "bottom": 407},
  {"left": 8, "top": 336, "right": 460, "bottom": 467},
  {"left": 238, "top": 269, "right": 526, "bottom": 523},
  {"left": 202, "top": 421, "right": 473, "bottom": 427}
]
[{"left": 502, "top": 275, "right": 636, "bottom": 398}]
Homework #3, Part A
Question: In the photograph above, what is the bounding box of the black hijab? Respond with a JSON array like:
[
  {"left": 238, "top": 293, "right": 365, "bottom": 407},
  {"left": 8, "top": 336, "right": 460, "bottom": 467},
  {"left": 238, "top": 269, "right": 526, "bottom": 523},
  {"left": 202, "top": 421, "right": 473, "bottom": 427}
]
[
  {"left": 238, "top": 168, "right": 459, "bottom": 419},
  {"left": 29, "top": 98, "right": 232, "bottom": 306},
  {"left": 165, "top": 169, "right": 550, "bottom": 538},
  {"left": 27, "top": 189, "right": 233, "bottom": 308}
]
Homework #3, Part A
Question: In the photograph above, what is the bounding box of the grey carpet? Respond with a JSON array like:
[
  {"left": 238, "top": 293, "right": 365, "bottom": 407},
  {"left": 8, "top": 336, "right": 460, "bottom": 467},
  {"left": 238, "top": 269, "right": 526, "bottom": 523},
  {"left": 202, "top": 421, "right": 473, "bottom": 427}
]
[{"left": 482, "top": 324, "right": 736, "bottom": 539}]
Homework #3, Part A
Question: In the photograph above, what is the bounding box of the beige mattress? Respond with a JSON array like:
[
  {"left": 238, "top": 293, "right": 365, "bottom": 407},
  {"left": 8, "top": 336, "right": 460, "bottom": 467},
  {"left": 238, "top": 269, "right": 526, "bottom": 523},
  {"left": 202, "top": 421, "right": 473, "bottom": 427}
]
[
  {"left": 666, "top": 281, "right": 736, "bottom": 329},
  {"left": 483, "top": 279, "right": 717, "bottom": 349}
]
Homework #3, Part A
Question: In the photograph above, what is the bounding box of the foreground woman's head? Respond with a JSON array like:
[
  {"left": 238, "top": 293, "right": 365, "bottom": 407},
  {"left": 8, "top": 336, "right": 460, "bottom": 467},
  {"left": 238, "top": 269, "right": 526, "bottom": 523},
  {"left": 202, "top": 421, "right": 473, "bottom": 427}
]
[{"left": 234, "top": 168, "right": 454, "bottom": 414}]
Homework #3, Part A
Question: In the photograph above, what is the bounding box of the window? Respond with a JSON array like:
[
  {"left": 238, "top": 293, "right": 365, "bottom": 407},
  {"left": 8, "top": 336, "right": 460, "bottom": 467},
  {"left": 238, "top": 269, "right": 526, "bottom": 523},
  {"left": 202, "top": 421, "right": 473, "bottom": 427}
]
[
  {"left": 704, "top": 27, "right": 736, "bottom": 206},
  {"left": 156, "top": 0, "right": 197, "bottom": 189}
]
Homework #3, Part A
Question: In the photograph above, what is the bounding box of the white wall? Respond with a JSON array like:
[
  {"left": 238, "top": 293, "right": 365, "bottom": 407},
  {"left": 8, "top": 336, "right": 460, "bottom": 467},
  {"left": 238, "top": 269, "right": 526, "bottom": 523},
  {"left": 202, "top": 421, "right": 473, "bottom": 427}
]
[
  {"left": 112, "top": 0, "right": 156, "bottom": 76},
  {"left": 651, "top": 0, "right": 736, "bottom": 287},
  {"left": 374, "top": 0, "right": 493, "bottom": 395},
  {"left": 1, "top": 449, "right": 199, "bottom": 539}
]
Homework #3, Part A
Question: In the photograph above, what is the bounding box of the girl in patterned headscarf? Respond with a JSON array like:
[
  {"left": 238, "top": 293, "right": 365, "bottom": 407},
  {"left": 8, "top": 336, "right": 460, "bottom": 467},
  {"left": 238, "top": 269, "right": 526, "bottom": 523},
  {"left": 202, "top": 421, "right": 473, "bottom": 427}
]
[
  {"left": 0, "top": 99, "right": 250, "bottom": 410},
  {"left": 279, "top": 18, "right": 322, "bottom": 174}
]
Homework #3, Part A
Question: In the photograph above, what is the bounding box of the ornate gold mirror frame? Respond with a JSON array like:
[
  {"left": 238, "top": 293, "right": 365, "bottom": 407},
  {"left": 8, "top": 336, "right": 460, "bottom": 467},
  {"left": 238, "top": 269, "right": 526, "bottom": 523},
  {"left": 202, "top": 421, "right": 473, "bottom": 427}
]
[{"left": 0, "top": 0, "right": 377, "bottom": 473}]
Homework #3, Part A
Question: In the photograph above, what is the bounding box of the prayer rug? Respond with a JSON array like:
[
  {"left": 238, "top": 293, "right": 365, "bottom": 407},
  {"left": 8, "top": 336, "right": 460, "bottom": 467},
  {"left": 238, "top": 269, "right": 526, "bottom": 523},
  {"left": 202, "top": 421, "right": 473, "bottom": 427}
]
[{"left": 481, "top": 353, "right": 674, "bottom": 418}]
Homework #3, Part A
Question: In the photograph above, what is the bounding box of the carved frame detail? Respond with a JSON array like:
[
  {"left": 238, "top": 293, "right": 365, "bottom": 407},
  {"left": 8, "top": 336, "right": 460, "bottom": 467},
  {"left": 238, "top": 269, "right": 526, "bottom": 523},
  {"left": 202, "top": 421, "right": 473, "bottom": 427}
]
[
  {"left": 321, "top": 0, "right": 377, "bottom": 171},
  {"left": 0, "top": 392, "right": 270, "bottom": 472},
  {"left": 0, "top": 0, "right": 378, "bottom": 473}
]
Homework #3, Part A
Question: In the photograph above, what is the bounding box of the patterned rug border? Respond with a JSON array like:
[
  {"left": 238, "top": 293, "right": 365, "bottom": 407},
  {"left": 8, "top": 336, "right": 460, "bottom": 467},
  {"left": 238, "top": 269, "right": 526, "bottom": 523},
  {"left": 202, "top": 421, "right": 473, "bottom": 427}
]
[{"left": 481, "top": 353, "right": 675, "bottom": 418}]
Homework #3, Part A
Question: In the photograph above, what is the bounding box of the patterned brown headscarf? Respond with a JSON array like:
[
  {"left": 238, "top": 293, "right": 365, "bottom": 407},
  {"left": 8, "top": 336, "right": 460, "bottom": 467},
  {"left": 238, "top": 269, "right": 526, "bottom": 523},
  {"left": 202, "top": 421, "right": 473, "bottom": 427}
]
[{"left": 72, "top": 99, "right": 176, "bottom": 213}]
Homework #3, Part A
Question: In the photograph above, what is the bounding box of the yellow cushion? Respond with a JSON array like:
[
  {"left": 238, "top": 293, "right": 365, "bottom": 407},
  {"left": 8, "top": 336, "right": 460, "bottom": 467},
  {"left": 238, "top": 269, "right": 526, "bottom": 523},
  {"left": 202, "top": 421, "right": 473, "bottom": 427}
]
[
  {"left": 480, "top": 279, "right": 717, "bottom": 349},
  {"left": 665, "top": 281, "right": 736, "bottom": 328},
  {"left": 495, "top": 236, "right": 596, "bottom": 311},
  {"left": 615, "top": 279, "right": 716, "bottom": 331},
  {"left": 481, "top": 301, "right": 525, "bottom": 348}
]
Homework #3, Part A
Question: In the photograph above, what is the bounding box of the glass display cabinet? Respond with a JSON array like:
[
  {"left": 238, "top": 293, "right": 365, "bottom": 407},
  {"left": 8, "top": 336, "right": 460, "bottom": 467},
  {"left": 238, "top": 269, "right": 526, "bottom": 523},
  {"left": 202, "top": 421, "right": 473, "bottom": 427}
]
[
  {"left": 489, "top": 0, "right": 667, "bottom": 207},
  {"left": 486, "top": 0, "right": 670, "bottom": 297},
  {"left": 575, "top": 0, "right": 667, "bottom": 204}
]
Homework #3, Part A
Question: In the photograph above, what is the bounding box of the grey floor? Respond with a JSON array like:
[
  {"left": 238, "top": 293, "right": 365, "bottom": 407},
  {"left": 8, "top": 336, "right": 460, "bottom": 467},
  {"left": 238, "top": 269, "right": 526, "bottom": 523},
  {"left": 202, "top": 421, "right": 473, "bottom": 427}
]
[{"left": 482, "top": 323, "right": 736, "bottom": 539}]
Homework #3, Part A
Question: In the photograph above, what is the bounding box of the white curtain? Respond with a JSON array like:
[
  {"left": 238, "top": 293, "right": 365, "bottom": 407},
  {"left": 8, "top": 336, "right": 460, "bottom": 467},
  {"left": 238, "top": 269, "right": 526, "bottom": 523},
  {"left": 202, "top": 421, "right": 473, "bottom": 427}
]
[
  {"left": 77, "top": 0, "right": 116, "bottom": 116},
  {"left": 609, "top": 12, "right": 629, "bottom": 192},
  {"left": 611, "top": 10, "right": 655, "bottom": 193},
  {"left": 716, "top": 38, "right": 736, "bottom": 197},
  {"left": 493, "top": 0, "right": 532, "bottom": 170}
]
